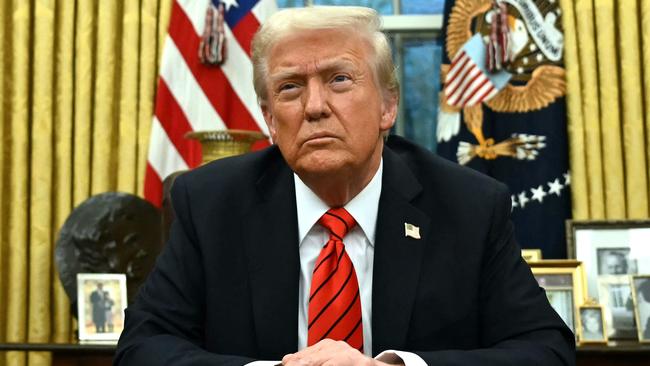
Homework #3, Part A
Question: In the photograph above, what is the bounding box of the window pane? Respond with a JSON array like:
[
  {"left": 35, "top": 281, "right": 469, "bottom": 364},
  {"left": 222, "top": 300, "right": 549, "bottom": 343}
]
[
  {"left": 313, "top": 0, "right": 393, "bottom": 15},
  {"left": 401, "top": 0, "right": 446, "bottom": 14},
  {"left": 276, "top": 0, "right": 304, "bottom": 8},
  {"left": 397, "top": 37, "right": 443, "bottom": 151}
]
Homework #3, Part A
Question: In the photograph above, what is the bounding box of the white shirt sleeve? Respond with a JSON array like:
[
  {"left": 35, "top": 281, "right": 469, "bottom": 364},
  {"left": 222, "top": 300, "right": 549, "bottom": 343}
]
[
  {"left": 376, "top": 350, "right": 427, "bottom": 366},
  {"left": 244, "top": 361, "right": 280, "bottom": 366}
]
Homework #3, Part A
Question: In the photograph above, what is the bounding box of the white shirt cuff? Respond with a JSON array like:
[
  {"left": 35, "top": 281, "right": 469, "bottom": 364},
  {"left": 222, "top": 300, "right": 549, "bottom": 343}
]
[
  {"left": 244, "top": 361, "right": 280, "bottom": 366},
  {"left": 376, "top": 350, "right": 427, "bottom": 366}
]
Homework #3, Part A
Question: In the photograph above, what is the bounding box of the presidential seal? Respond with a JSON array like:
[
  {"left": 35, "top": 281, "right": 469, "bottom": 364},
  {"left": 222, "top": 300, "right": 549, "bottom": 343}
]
[{"left": 438, "top": 0, "right": 566, "bottom": 165}]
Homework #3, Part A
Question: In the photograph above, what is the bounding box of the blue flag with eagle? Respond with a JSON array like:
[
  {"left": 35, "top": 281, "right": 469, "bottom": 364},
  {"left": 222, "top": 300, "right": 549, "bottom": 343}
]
[{"left": 436, "top": 0, "right": 571, "bottom": 259}]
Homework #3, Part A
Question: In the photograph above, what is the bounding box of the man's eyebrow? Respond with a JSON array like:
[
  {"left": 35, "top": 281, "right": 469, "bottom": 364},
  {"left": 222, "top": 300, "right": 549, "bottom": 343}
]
[{"left": 269, "top": 59, "right": 358, "bottom": 83}]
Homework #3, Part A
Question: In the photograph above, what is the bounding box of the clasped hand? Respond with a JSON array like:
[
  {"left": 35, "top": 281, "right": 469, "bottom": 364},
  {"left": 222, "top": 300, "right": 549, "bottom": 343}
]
[{"left": 281, "top": 339, "right": 402, "bottom": 366}]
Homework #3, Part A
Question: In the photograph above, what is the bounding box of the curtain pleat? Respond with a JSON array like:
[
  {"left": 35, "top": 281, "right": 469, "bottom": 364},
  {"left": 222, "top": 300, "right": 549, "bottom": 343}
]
[
  {"left": 91, "top": 0, "right": 120, "bottom": 195},
  {"left": 117, "top": 0, "right": 141, "bottom": 193},
  {"left": 563, "top": 0, "right": 650, "bottom": 220},
  {"left": 618, "top": 0, "right": 648, "bottom": 219},
  {"left": 1, "top": 1, "right": 172, "bottom": 365},
  {"left": 5, "top": 1, "right": 32, "bottom": 366},
  {"left": 51, "top": 0, "right": 75, "bottom": 345},
  {"left": 594, "top": 0, "right": 625, "bottom": 219},
  {"left": 576, "top": 0, "right": 606, "bottom": 219},
  {"left": 643, "top": 0, "right": 650, "bottom": 204},
  {"left": 0, "top": 0, "right": 8, "bottom": 357},
  {"left": 137, "top": 0, "right": 162, "bottom": 196},
  {"left": 27, "top": 0, "right": 55, "bottom": 364},
  {"left": 73, "top": 0, "right": 95, "bottom": 206},
  {"left": 560, "top": 0, "right": 588, "bottom": 220}
]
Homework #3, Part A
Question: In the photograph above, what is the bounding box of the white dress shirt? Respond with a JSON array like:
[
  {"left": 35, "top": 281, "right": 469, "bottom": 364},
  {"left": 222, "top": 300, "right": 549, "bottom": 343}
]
[{"left": 248, "top": 160, "right": 425, "bottom": 366}]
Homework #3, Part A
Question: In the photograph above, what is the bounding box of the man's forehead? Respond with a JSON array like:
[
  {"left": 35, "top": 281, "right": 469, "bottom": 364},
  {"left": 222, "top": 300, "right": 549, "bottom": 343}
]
[{"left": 269, "top": 57, "right": 362, "bottom": 79}]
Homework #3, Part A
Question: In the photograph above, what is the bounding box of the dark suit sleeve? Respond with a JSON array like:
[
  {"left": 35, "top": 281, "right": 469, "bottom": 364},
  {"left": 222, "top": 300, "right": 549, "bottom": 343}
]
[
  {"left": 414, "top": 184, "right": 575, "bottom": 366},
  {"left": 114, "top": 175, "right": 255, "bottom": 366}
]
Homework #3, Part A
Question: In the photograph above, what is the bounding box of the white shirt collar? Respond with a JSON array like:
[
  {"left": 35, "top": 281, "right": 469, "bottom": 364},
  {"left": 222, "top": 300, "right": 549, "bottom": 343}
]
[{"left": 294, "top": 159, "right": 383, "bottom": 246}]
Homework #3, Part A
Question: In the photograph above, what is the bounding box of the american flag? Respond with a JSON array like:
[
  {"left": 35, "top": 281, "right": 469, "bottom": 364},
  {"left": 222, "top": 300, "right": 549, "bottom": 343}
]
[
  {"left": 144, "top": 0, "right": 277, "bottom": 207},
  {"left": 444, "top": 34, "right": 510, "bottom": 108}
]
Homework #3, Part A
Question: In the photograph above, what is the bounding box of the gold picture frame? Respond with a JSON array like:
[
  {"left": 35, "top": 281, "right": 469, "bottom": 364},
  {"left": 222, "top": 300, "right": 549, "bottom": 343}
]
[
  {"left": 630, "top": 275, "right": 650, "bottom": 343},
  {"left": 577, "top": 305, "right": 608, "bottom": 345},
  {"left": 529, "top": 260, "right": 587, "bottom": 336},
  {"left": 522, "top": 249, "right": 542, "bottom": 262}
]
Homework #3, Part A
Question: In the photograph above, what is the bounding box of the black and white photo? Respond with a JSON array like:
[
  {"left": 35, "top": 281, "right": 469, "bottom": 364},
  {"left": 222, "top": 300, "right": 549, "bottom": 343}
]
[
  {"left": 578, "top": 306, "right": 607, "bottom": 343},
  {"left": 598, "top": 276, "right": 637, "bottom": 340},
  {"left": 567, "top": 220, "right": 650, "bottom": 340},
  {"left": 632, "top": 276, "right": 650, "bottom": 343},
  {"left": 597, "top": 248, "right": 637, "bottom": 275}
]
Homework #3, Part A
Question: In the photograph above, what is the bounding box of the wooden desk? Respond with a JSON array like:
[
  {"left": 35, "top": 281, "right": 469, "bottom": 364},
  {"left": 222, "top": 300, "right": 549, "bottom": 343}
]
[
  {"left": 2, "top": 342, "right": 650, "bottom": 365},
  {"left": 577, "top": 342, "right": 650, "bottom": 366},
  {"left": 0, "top": 343, "right": 114, "bottom": 366}
]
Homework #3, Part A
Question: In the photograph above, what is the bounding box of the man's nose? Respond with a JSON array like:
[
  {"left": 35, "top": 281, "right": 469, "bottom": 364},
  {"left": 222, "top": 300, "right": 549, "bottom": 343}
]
[{"left": 304, "top": 79, "right": 331, "bottom": 121}]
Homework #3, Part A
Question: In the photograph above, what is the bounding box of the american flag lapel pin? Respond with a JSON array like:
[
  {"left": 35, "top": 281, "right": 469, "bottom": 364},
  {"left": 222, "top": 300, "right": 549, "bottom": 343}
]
[{"left": 404, "top": 223, "right": 421, "bottom": 239}]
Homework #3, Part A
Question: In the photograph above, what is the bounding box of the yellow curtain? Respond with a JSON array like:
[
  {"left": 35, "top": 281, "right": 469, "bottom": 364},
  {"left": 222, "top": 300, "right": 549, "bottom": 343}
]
[
  {"left": 561, "top": 0, "right": 650, "bottom": 220},
  {"left": 0, "top": 0, "right": 172, "bottom": 365}
]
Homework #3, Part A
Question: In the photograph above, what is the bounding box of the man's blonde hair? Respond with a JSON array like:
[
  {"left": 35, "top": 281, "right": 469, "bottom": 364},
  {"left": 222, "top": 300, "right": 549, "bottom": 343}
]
[{"left": 251, "top": 6, "right": 399, "bottom": 102}]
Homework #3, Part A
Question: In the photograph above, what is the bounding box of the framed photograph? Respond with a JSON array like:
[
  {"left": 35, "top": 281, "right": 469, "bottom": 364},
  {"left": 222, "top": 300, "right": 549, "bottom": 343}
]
[
  {"left": 566, "top": 220, "right": 650, "bottom": 339},
  {"left": 530, "top": 260, "right": 587, "bottom": 335},
  {"left": 577, "top": 305, "right": 608, "bottom": 344},
  {"left": 597, "top": 275, "right": 637, "bottom": 339},
  {"left": 77, "top": 273, "right": 128, "bottom": 343},
  {"left": 522, "top": 249, "right": 542, "bottom": 262},
  {"left": 631, "top": 275, "right": 650, "bottom": 343}
]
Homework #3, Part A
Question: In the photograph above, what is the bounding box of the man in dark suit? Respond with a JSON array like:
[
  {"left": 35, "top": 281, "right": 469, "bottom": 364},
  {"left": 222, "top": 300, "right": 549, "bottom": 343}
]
[
  {"left": 90, "top": 282, "right": 106, "bottom": 333},
  {"left": 115, "top": 6, "right": 574, "bottom": 366}
]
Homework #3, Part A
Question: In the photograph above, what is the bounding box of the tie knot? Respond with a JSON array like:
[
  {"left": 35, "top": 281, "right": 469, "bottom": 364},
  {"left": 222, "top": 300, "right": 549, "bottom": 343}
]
[{"left": 318, "top": 208, "right": 356, "bottom": 240}]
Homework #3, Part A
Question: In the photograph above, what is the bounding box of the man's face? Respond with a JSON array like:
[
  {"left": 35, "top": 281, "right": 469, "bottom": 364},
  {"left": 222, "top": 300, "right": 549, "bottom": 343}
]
[
  {"left": 604, "top": 253, "right": 627, "bottom": 275},
  {"left": 261, "top": 29, "right": 397, "bottom": 179}
]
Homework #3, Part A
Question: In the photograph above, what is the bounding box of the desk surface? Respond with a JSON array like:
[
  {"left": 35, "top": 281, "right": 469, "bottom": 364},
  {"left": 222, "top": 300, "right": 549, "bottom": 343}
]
[{"left": 0, "top": 343, "right": 116, "bottom": 353}]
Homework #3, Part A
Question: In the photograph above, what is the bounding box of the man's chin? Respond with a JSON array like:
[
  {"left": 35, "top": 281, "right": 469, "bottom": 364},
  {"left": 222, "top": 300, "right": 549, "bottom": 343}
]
[{"left": 292, "top": 156, "right": 351, "bottom": 178}]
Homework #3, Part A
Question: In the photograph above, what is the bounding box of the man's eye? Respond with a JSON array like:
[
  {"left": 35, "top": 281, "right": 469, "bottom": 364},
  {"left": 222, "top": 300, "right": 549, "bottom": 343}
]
[
  {"left": 279, "top": 83, "right": 298, "bottom": 92},
  {"left": 332, "top": 75, "right": 350, "bottom": 83}
]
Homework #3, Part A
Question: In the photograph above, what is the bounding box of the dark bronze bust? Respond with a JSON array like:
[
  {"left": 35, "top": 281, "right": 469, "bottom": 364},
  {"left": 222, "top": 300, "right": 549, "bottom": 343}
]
[{"left": 55, "top": 192, "right": 162, "bottom": 310}]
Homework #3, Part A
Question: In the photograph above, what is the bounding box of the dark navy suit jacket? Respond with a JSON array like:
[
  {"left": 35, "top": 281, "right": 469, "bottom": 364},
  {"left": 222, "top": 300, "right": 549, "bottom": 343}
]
[{"left": 115, "top": 136, "right": 575, "bottom": 365}]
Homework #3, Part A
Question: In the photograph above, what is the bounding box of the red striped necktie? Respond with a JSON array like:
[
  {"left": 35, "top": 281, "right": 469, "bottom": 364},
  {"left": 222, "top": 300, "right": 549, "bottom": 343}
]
[{"left": 307, "top": 208, "right": 363, "bottom": 351}]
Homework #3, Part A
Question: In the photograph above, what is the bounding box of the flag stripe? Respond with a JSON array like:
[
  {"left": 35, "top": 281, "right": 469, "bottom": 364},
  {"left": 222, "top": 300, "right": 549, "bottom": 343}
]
[
  {"left": 144, "top": 163, "right": 164, "bottom": 208},
  {"left": 160, "top": 35, "right": 227, "bottom": 131},
  {"left": 220, "top": 24, "right": 268, "bottom": 133},
  {"left": 148, "top": 116, "right": 191, "bottom": 179},
  {"left": 155, "top": 79, "right": 203, "bottom": 167},
  {"left": 455, "top": 73, "right": 488, "bottom": 106},
  {"left": 466, "top": 80, "right": 495, "bottom": 106},
  {"left": 252, "top": 0, "right": 277, "bottom": 22},
  {"left": 231, "top": 11, "right": 260, "bottom": 57},
  {"left": 447, "top": 66, "right": 481, "bottom": 105},
  {"left": 445, "top": 53, "right": 469, "bottom": 86},
  {"left": 446, "top": 59, "right": 476, "bottom": 97}
]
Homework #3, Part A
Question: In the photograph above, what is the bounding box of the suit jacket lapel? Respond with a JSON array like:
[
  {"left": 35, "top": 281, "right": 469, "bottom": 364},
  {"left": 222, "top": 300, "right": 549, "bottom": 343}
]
[
  {"left": 243, "top": 149, "right": 300, "bottom": 359},
  {"left": 372, "top": 146, "right": 431, "bottom": 355}
]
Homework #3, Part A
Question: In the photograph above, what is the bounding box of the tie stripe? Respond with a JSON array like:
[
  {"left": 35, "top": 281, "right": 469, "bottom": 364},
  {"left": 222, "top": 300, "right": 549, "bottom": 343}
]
[
  {"left": 320, "top": 290, "right": 360, "bottom": 339},
  {"left": 309, "top": 247, "right": 346, "bottom": 302},
  {"left": 308, "top": 208, "right": 363, "bottom": 350},
  {"left": 308, "top": 264, "right": 354, "bottom": 325}
]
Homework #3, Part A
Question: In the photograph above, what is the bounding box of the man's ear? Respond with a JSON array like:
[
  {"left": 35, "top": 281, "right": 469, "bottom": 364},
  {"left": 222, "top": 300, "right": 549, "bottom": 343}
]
[
  {"left": 379, "top": 92, "right": 398, "bottom": 132},
  {"left": 261, "top": 102, "right": 277, "bottom": 143}
]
